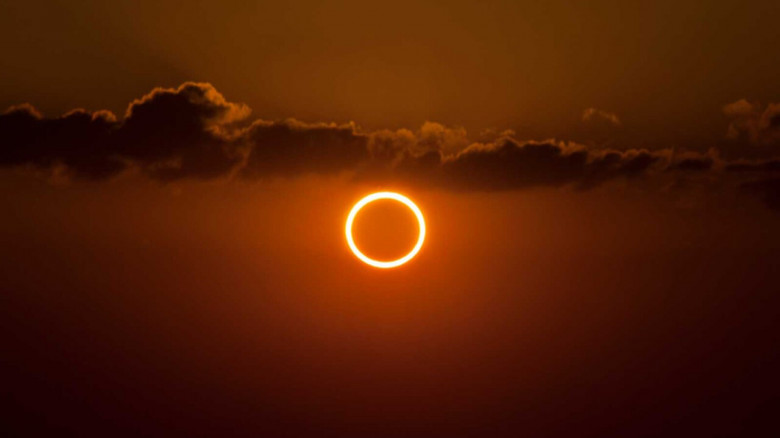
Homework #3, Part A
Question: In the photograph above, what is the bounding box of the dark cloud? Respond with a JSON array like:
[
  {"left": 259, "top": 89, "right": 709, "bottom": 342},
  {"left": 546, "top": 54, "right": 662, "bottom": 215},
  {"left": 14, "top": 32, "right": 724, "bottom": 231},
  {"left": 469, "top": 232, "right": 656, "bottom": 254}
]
[
  {"left": 0, "top": 105, "right": 121, "bottom": 180},
  {"left": 381, "top": 139, "right": 667, "bottom": 191},
  {"left": 671, "top": 157, "right": 713, "bottom": 172},
  {"left": 665, "top": 150, "right": 719, "bottom": 173},
  {"left": 240, "top": 120, "right": 368, "bottom": 178},
  {"left": 117, "top": 82, "right": 250, "bottom": 181},
  {"left": 726, "top": 158, "right": 780, "bottom": 173},
  {"left": 0, "top": 82, "right": 248, "bottom": 181},
  {"left": 0, "top": 83, "right": 371, "bottom": 181},
  {"left": 443, "top": 140, "right": 591, "bottom": 190},
  {"left": 4, "top": 83, "right": 780, "bottom": 210}
]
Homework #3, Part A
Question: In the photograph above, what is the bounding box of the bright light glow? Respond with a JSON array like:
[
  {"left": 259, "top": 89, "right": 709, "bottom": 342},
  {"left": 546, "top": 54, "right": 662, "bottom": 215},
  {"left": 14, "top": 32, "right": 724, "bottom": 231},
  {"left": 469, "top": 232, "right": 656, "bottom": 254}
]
[{"left": 345, "top": 192, "right": 426, "bottom": 268}]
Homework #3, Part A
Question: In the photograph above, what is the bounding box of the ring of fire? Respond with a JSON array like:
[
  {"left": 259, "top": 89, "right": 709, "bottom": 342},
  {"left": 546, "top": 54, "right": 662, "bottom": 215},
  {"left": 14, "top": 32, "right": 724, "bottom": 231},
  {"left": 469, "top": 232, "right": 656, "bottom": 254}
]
[{"left": 345, "top": 192, "right": 426, "bottom": 268}]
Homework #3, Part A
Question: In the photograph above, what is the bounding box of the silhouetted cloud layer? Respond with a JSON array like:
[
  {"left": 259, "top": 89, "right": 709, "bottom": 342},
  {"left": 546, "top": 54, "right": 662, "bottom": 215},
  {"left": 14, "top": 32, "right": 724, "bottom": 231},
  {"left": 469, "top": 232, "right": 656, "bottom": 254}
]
[
  {"left": 0, "top": 83, "right": 248, "bottom": 180},
  {"left": 3, "top": 82, "right": 780, "bottom": 208},
  {"left": 241, "top": 120, "right": 368, "bottom": 178},
  {"left": 385, "top": 139, "right": 664, "bottom": 191},
  {"left": 0, "top": 104, "right": 121, "bottom": 180}
]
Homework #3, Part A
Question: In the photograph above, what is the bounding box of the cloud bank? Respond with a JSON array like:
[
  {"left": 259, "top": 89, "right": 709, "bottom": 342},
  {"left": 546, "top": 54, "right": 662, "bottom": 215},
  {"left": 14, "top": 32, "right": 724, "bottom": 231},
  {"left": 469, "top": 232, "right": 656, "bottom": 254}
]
[{"left": 3, "top": 82, "right": 780, "bottom": 208}]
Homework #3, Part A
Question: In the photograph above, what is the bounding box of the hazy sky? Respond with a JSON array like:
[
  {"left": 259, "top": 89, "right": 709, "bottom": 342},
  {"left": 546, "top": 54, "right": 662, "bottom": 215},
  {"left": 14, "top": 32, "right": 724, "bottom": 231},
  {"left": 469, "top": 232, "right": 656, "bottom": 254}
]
[{"left": 2, "top": 0, "right": 779, "bottom": 146}]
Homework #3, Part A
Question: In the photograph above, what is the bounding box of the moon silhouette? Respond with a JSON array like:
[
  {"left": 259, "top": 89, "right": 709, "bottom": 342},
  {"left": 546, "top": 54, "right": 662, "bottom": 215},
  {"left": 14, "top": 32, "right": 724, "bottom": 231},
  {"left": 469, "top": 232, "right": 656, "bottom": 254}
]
[{"left": 345, "top": 192, "right": 426, "bottom": 268}]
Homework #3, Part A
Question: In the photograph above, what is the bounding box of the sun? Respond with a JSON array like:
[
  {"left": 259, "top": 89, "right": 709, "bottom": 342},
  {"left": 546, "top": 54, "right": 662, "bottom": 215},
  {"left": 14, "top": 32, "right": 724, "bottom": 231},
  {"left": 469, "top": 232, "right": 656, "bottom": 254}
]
[{"left": 345, "top": 192, "right": 426, "bottom": 268}]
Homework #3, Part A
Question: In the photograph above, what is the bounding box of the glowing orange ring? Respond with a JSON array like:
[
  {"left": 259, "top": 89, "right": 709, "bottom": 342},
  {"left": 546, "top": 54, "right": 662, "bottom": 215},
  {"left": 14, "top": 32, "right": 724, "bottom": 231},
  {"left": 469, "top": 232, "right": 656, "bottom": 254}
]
[{"left": 345, "top": 192, "right": 426, "bottom": 268}]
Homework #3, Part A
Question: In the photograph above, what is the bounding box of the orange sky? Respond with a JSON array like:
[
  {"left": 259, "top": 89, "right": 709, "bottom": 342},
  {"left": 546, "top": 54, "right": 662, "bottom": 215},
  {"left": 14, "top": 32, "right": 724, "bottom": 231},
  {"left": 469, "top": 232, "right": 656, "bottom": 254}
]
[
  {"left": 2, "top": 1, "right": 780, "bottom": 436},
  {"left": 3, "top": 171, "right": 780, "bottom": 434},
  {"left": 2, "top": 1, "right": 779, "bottom": 147}
]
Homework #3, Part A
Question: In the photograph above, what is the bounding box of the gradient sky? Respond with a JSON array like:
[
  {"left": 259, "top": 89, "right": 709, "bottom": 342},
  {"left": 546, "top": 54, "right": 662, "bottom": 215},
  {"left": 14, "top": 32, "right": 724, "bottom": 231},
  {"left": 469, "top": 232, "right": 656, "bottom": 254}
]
[
  {"left": 2, "top": 1, "right": 780, "bottom": 437},
  {"left": 3, "top": 0, "right": 779, "bottom": 144}
]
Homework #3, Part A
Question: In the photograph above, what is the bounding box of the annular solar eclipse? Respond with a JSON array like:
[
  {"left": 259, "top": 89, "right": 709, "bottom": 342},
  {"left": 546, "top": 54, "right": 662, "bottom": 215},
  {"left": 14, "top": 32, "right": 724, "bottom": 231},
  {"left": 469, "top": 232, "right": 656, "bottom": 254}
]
[{"left": 345, "top": 192, "right": 426, "bottom": 268}]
